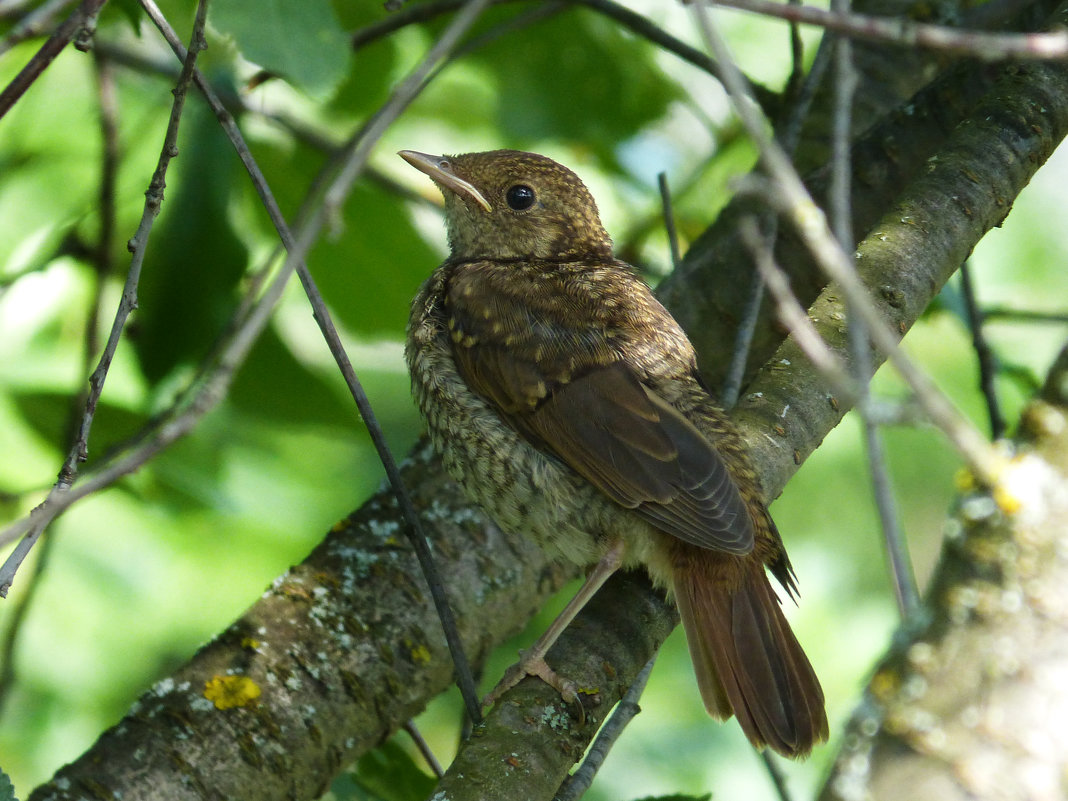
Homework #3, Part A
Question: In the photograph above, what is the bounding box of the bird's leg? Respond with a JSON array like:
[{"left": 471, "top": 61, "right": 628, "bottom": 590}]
[{"left": 484, "top": 538, "right": 625, "bottom": 709}]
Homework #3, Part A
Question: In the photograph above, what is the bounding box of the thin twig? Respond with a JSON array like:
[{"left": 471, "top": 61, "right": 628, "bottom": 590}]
[
  {"left": 0, "top": 0, "right": 490, "bottom": 722},
  {"left": 739, "top": 217, "right": 857, "bottom": 404},
  {"left": 658, "top": 173, "right": 682, "bottom": 271},
  {"left": 774, "top": 26, "right": 832, "bottom": 155},
  {"left": 708, "top": 0, "right": 1068, "bottom": 60},
  {"left": 0, "top": 0, "right": 208, "bottom": 597},
  {"left": 554, "top": 654, "right": 658, "bottom": 801},
  {"left": 0, "top": 0, "right": 77, "bottom": 56},
  {"left": 785, "top": 0, "right": 804, "bottom": 100},
  {"left": 0, "top": 52, "right": 118, "bottom": 688},
  {"left": 0, "top": 529, "right": 53, "bottom": 717},
  {"left": 721, "top": 12, "right": 833, "bottom": 410},
  {"left": 760, "top": 751, "right": 794, "bottom": 801},
  {"left": 0, "top": 46, "right": 124, "bottom": 715},
  {"left": 982, "top": 307, "right": 1068, "bottom": 324},
  {"left": 959, "top": 261, "right": 1006, "bottom": 439},
  {"left": 721, "top": 266, "right": 765, "bottom": 409},
  {"left": 404, "top": 720, "right": 445, "bottom": 779},
  {"left": 0, "top": 0, "right": 106, "bottom": 119},
  {"left": 828, "top": 0, "right": 919, "bottom": 620},
  {"left": 692, "top": 0, "right": 1006, "bottom": 487}
]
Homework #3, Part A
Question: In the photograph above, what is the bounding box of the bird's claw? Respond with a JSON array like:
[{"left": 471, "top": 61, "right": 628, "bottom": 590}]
[{"left": 482, "top": 649, "right": 581, "bottom": 710}]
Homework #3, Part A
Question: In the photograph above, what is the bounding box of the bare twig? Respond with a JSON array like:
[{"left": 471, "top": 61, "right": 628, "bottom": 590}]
[
  {"left": 739, "top": 217, "right": 857, "bottom": 403},
  {"left": 721, "top": 266, "right": 765, "bottom": 409},
  {"left": 0, "top": 0, "right": 208, "bottom": 597},
  {"left": 0, "top": 43, "right": 125, "bottom": 718},
  {"left": 827, "top": 0, "right": 919, "bottom": 619},
  {"left": 721, "top": 14, "right": 833, "bottom": 410},
  {"left": 404, "top": 720, "right": 445, "bottom": 779},
  {"left": 708, "top": 0, "right": 1068, "bottom": 60},
  {"left": 785, "top": 0, "right": 803, "bottom": 99},
  {"left": 115, "top": 0, "right": 489, "bottom": 723},
  {"left": 657, "top": 173, "right": 682, "bottom": 271},
  {"left": 760, "top": 751, "right": 794, "bottom": 801},
  {"left": 305, "top": 0, "right": 496, "bottom": 723},
  {"left": 0, "top": 0, "right": 77, "bottom": 56},
  {"left": 693, "top": 0, "right": 1007, "bottom": 487},
  {"left": 553, "top": 654, "right": 658, "bottom": 801},
  {"left": 983, "top": 307, "right": 1068, "bottom": 324},
  {"left": 0, "top": 0, "right": 106, "bottom": 119},
  {"left": 0, "top": 0, "right": 490, "bottom": 722},
  {"left": 960, "top": 261, "right": 1006, "bottom": 438},
  {"left": 0, "top": 43, "right": 125, "bottom": 715}
]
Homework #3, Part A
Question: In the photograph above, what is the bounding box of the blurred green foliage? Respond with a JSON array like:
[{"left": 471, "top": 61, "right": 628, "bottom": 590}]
[{"left": 1, "top": 1, "right": 1067, "bottom": 800}]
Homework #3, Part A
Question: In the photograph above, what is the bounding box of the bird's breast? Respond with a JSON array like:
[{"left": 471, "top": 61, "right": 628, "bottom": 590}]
[{"left": 405, "top": 272, "right": 655, "bottom": 568}]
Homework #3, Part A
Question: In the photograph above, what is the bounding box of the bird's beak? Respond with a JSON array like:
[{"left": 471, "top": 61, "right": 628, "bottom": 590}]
[{"left": 399, "top": 150, "right": 493, "bottom": 213}]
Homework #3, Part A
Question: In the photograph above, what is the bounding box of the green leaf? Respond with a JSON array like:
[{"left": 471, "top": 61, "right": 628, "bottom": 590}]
[
  {"left": 0, "top": 765, "right": 17, "bottom": 801},
  {"left": 228, "top": 325, "right": 359, "bottom": 428},
  {"left": 11, "top": 392, "right": 146, "bottom": 467},
  {"left": 304, "top": 183, "right": 440, "bottom": 337},
  {"left": 343, "top": 740, "right": 436, "bottom": 801},
  {"left": 211, "top": 0, "right": 351, "bottom": 98},
  {"left": 134, "top": 102, "right": 248, "bottom": 385},
  {"left": 329, "top": 2, "right": 397, "bottom": 119},
  {"left": 469, "top": 8, "right": 681, "bottom": 167}
]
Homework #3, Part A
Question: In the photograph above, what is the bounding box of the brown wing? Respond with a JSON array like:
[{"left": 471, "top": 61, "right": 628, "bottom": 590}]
[
  {"left": 445, "top": 260, "right": 754, "bottom": 554},
  {"left": 455, "top": 348, "right": 753, "bottom": 554},
  {"left": 519, "top": 364, "right": 754, "bottom": 554}
]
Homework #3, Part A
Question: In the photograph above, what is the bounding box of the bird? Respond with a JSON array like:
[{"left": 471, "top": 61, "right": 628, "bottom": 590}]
[{"left": 400, "top": 148, "right": 828, "bottom": 758}]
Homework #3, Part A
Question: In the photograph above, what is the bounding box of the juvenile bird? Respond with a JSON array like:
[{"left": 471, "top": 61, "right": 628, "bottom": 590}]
[{"left": 401, "top": 149, "right": 828, "bottom": 757}]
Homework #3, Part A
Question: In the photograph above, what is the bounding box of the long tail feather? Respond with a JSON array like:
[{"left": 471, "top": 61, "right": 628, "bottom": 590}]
[{"left": 673, "top": 557, "right": 828, "bottom": 758}]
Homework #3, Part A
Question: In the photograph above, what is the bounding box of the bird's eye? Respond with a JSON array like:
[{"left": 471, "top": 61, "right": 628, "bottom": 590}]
[{"left": 505, "top": 184, "right": 536, "bottom": 211}]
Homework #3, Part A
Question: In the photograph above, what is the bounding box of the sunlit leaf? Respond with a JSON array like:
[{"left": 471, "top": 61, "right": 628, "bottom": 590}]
[
  {"left": 133, "top": 102, "right": 248, "bottom": 384},
  {"left": 211, "top": 0, "right": 351, "bottom": 98},
  {"left": 469, "top": 9, "right": 681, "bottom": 168},
  {"left": 345, "top": 740, "right": 436, "bottom": 801}
]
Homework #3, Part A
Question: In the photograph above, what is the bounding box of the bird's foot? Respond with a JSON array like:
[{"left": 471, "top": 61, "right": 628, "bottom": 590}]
[{"left": 483, "top": 649, "right": 581, "bottom": 709}]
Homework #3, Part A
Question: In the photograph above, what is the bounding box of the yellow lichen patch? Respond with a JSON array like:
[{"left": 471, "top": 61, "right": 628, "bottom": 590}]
[
  {"left": 993, "top": 484, "right": 1022, "bottom": 515},
  {"left": 409, "top": 643, "right": 431, "bottom": 665},
  {"left": 870, "top": 668, "right": 900, "bottom": 704},
  {"left": 240, "top": 637, "right": 261, "bottom": 651},
  {"left": 204, "top": 675, "right": 262, "bottom": 710},
  {"left": 954, "top": 467, "right": 977, "bottom": 492}
]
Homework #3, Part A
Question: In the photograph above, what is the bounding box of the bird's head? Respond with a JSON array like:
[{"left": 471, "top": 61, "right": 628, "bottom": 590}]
[{"left": 399, "top": 149, "right": 612, "bottom": 262}]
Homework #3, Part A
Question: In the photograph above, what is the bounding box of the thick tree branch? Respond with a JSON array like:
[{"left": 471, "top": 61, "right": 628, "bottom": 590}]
[{"left": 28, "top": 445, "right": 573, "bottom": 801}]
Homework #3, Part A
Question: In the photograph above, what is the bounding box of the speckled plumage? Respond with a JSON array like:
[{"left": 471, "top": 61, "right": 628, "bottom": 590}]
[{"left": 402, "top": 149, "right": 827, "bottom": 757}]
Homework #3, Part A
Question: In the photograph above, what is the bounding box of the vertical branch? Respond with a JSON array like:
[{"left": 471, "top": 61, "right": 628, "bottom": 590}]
[
  {"left": 723, "top": 11, "right": 831, "bottom": 410},
  {"left": 828, "top": 0, "right": 919, "bottom": 618},
  {"left": 658, "top": 172, "right": 682, "bottom": 270},
  {"left": 959, "top": 260, "right": 1006, "bottom": 438},
  {"left": 554, "top": 654, "right": 658, "bottom": 801}
]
